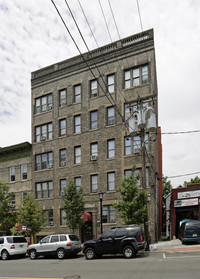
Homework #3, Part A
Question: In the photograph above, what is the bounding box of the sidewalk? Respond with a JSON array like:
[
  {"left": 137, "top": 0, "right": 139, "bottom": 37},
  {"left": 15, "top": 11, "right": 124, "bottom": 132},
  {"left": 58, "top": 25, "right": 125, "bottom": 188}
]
[{"left": 150, "top": 239, "right": 200, "bottom": 252}]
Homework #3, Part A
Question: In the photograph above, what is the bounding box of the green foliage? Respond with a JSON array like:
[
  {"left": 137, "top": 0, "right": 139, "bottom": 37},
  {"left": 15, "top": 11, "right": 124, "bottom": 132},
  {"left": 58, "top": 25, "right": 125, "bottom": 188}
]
[
  {"left": 184, "top": 176, "right": 200, "bottom": 186},
  {"left": 0, "top": 183, "right": 16, "bottom": 234},
  {"left": 17, "top": 194, "right": 44, "bottom": 236},
  {"left": 162, "top": 176, "right": 172, "bottom": 231},
  {"left": 62, "top": 181, "right": 84, "bottom": 232},
  {"left": 114, "top": 166, "right": 147, "bottom": 225}
]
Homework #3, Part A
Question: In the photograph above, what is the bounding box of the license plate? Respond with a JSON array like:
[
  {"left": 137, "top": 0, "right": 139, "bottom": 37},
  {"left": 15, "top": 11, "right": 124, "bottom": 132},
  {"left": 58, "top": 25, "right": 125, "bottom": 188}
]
[
  {"left": 193, "top": 234, "right": 197, "bottom": 237},
  {"left": 20, "top": 245, "right": 24, "bottom": 248}
]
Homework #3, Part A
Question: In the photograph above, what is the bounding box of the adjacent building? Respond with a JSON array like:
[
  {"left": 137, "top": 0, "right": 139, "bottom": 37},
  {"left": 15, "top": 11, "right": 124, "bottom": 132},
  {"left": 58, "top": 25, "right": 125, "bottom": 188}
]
[
  {"left": 31, "top": 29, "right": 161, "bottom": 243},
  {"left": 0, "top": 142, "right": 32, "bottom": 210}
]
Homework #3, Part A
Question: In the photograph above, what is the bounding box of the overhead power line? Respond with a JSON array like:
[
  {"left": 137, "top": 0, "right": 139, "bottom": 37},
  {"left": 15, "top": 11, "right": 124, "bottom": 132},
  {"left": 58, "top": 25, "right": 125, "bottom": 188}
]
[
  {"left": 167, "top": 172, "right": 200, "bottom": 179},
  {"left": 161, "top": 130, "right": 200, "bottom": 135}
]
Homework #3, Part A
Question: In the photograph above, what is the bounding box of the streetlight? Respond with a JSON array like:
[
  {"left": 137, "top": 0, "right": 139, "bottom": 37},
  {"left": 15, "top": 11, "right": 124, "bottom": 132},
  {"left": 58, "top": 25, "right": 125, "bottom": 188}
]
[{"left": 99, "top": 192, "right": 103, "bottom": 234}]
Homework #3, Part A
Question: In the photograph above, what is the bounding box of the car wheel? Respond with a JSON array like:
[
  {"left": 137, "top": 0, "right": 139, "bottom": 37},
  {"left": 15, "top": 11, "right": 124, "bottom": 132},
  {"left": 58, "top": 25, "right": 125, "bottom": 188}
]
[
  {"left": 29, "top": 249, "right": 37, "bottom": 260},
  {"left": 123, "top": 245, "right": 135, "bottom": 259},
  {"left": 1, "top": 250, "right": 9, "bottom": 260},
  {"left": 85, "top": 247, "right": 95, "bottom": 260},
  {"left": 57, "top": 248, "right": 65, "bottom": 259}
]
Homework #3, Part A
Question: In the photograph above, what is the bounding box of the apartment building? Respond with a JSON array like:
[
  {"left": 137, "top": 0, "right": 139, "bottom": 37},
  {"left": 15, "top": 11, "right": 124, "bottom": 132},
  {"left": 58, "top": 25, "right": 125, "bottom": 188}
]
[
  {"left": 31, "top": 29, "right": 161, "bottom": 243},
  {"left": 0, "top": 142, "right": 32, "bottom": 210}
]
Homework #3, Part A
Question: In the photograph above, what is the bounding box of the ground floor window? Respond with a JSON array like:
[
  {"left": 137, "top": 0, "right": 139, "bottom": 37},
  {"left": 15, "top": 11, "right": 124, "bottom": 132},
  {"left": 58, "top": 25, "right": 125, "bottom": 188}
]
[{"left": 102, "top": 205, "right": 116, "bottom": 223}]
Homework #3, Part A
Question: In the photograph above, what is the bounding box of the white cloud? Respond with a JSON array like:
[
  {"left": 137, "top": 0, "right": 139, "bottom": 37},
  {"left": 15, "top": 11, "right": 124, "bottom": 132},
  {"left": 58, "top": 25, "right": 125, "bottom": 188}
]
[{"left": 0, "top": 0, "right": 200, "bottom": 187}]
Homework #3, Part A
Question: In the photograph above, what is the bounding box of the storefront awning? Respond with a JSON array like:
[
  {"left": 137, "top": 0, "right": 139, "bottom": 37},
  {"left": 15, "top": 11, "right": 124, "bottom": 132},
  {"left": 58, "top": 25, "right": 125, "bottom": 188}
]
[{"left": 81, "top": 212, "right": 92, "bottom": 222}]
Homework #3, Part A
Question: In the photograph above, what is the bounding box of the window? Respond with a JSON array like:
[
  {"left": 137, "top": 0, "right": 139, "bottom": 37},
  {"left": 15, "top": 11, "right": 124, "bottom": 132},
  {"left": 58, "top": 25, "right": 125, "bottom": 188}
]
[
  {"left": 60, "top": 209, "right": 66, "bottom": 226},
  {"left": 90, "top": 143, "right": 98, "bottom": 160},
  {"left": 107, "top": 106, "right": 115, "bottom": 125},
  {"left": 107, "top": 74, "right": 115, "bottom": 93},
  {"left": 74, "top": 146, "right": 81, "bottom": 164},
  {"left": 35, "top": 123, "right": 52, "bottom": 142},
  {"left": 74, "top": 84, "right": 81, "bottom": 103},
  {"left": 59, "top": 119, "right": 66, "bottom": 136},
  {"left": 10, "top": 167, "right": 15, "bottom": 182},
  {"left": 90, "top": 110, "right": 98, "bottom": 130},
  {"left": 34, "top": 93, "right": 52, "bottom": 114},
  {"left": 124, "top": 168, "right": 149, "bottom": 187},
  {"left": 20, "top": 164, "right": 27, "bottom": 180},
  {"left": 124, "top": 169, "right": 132, "bottom": 178},
  {"left": 74, "top": 177, "right": 81, "bottom": 191},
  {"left": 91, "top": 174, "right": 98, "bottom": 193},
  {"left": 35, "top": 152, "right": 53, "bottom": 170},
  {"left": 48, "top": 209, "right": 54, "bottom": 226},
  {"left": 35, "top": 181, "right": 53, "bottom": 199},
  {"left": 107, "top": 172, "right": 115, "bottom": 191},
  {"left": 50, "top": 235, "right": 59, "bottom": 243},
  {"left": 59, "top": 89, "right": 66, "bottom": 107},
  {"left": 60, "top": 179, "right": 66, "bottom": 195},
  {"left": 60, "top": 149, "right": 66, "bottom": 167},
  {"left": 124, "top": 134, "right": 148, "bottom": 155},
  {"left": 11, "top": 194, "right": 15, "bottom": 206},
  {"left": 74, "top": 115, "right": 81, "bottom": 133},
  {"left": 124, "top": 64, "right": 149, "bottom": 89},
  {"left": 90, "top": 79, "right": 98, "bottom": 97},
  {"left": 102, "top": 205, "right": 116, "bottom": 223},
  {"left": 107, "top": 139, "right": 115, "bottom": 158}
]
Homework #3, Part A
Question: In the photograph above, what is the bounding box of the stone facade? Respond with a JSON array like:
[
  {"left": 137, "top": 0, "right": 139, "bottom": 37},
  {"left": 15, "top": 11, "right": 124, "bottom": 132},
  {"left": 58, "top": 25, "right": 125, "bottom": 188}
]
[{"left": 31, "top": 29, "right": 160, "bottom": 243}]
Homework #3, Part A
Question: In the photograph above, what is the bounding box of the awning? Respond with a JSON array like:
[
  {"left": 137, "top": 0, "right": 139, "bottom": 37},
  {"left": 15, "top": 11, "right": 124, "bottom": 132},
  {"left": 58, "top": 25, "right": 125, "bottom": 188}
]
[{"left": 81, "top": 212, "right": 92, "bottom": 222}]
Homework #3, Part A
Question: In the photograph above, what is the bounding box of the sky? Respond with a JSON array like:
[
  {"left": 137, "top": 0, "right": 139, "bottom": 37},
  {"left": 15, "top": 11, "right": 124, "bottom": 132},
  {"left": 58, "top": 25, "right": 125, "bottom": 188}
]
[{"left": 0, "top": 0, "right": 200, "bottom": 188}]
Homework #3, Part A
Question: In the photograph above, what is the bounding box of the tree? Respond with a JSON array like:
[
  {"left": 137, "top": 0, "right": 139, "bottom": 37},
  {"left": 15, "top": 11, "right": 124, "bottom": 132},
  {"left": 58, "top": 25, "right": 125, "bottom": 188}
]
[
  {"left": 184, "top": 176, "right": 200, "bottom": 186},
  {"left": 62, "top": 180, "right": 84, "bottom": 232},
  {"left": 114, "top": 166, "right": 147, "bottom": 225},
  {"left": 162, "top": 176, "right": 172, "bottom": 231},
  {"left": 17, "top": 194, "right": 44, "bottom": 240},
  {"left": 0, "top": 183, "right": 16, "bottom": 234}
]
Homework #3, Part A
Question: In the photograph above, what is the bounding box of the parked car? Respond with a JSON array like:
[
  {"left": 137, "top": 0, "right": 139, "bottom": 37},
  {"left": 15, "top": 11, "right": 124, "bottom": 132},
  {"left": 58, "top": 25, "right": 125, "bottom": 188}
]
[
  {"left": 82, "top": 225, "right": 146, "bottom": 260},
  {"left": 178, "top": 220, "right": 200, "bottom": 244},
  {"left": 0, "top": 236, "right": 28, "bottom": 260},
  {"left": 27, "top": 234, "right": 81, "bottom": 259}
]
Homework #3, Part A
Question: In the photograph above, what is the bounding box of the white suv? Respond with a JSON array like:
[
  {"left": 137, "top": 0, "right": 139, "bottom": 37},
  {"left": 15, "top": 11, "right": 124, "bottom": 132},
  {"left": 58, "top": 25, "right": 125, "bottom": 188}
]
[
  {"left": 0, "top": 236, "right": 28, "bottom": 260},
  {"left": 27, "top": 234, "right": 81, "bottom": 259}
]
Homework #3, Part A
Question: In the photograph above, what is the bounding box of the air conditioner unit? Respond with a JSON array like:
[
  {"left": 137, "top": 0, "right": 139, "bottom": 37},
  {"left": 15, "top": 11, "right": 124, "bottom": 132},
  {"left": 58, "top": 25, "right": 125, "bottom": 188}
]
[
  {"left": 60, "top": 161, "right": 66, "bottom": 167},
  {"left": 91, "top": 155, "right": 98, "bottom": 161},
  {"left": 49, "top": 221, "right": 54, "bottom": 226},
  {"left": 60, "top": 102, "right": 66, "bottom": 107},
  {"left": 41, "top": 136, "right": 46, "bottom": 141},
  {"left": 47, "top": 164, "right": 53, "bottom": 169},
  {"left": 47, "top": 104, "right": 52, "bottom": 110}
]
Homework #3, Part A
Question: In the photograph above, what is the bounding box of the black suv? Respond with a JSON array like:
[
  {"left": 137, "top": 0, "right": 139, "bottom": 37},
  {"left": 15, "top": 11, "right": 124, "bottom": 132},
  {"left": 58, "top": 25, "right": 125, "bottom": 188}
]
[{"left": 82, "top": 225, "right": 146, "bottom": 259}]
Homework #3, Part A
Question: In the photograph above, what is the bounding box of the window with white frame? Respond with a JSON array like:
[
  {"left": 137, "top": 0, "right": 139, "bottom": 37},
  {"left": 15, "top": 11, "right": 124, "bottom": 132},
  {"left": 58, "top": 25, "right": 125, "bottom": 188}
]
[
  {"left": 107, "top": 139, "right": 115, "bottom": 158},
  {"left": 35, "top": 181, "right": 53, "bottom": 199},
  {"left": 59, "top": 89, "right": 67, "bottom": 107},
  {"left": 91, "top": 174, "right": 98, "bottom": 193},
  {"left": 35, "top": 152, "right": 53, "bottom": 171},
  {"left": 125, "top": 135, "right": 148, "bottom": 155},
  {"left": 90, "top": 143, "right": 98, "bottom": 160},
  {"left": 10, "top": 167, "right": 15, "bottom": 182},
  {"left": 74, "top": 146, "right": 81, "bottom": 164},
  {"left": 107, "top": 74, "right": 115, "bottom": 93},
  {"left": 107, "top": 106, "right": 115, "bottom": 125},
  {"left": 60, "top": 179, "right": 66, "bottom": 195},
  {"left": 90, "top": 110, "right": 98, "bottom": 130},
  {"left": 35, "top": 123, "right": 52, "bottom": 142},
  {"left": 74, "top": 84, "right": 81, "bottom": 103},
  {"left": 124, "top": 64, "right": 149, "bottom": 89},
  {"left": 102, "top": 205, "right": 116, "bottom": 223},
  {"left": 90, "top": 79, "right": 97, "bottom": 97},
  {"left": 107, "top": 172, "right": 115, "bottom": 191},
  {"left": 59, "top": 149, "right": 66, "bottom": 167},
  {"left": 21, "top": 164, "right": 27, "bottom": 180},
  {"left": 35, "top": 93, "right": 52, "bottom": 114},
  {"left": 74, "top": 177, "right": 81, "bottom": 191},
  {"left": 74, "top": 115, "right": 81, "bottom": 133},
  {"left": 59, "top": 119, "right": 66, "bottom": 136}
]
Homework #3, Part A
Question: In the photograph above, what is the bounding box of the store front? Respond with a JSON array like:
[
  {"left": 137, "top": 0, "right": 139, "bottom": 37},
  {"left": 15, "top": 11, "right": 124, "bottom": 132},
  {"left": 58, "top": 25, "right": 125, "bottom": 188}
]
[{"left": 168, "top": 184, "right": 200, "bottom": 239}]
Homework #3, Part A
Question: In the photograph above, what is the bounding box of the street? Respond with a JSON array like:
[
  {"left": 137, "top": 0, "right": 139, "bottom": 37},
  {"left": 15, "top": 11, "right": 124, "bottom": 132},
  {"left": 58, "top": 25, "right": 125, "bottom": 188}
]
[{"left": 1, "top": 250, "right": 200, "bottom": 279}]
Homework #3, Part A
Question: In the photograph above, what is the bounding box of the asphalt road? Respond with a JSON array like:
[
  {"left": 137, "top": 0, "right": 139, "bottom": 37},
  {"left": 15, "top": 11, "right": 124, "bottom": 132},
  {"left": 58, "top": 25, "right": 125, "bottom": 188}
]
[{"left": 1, "top": 250, "right": 200, "bottom": 279}]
